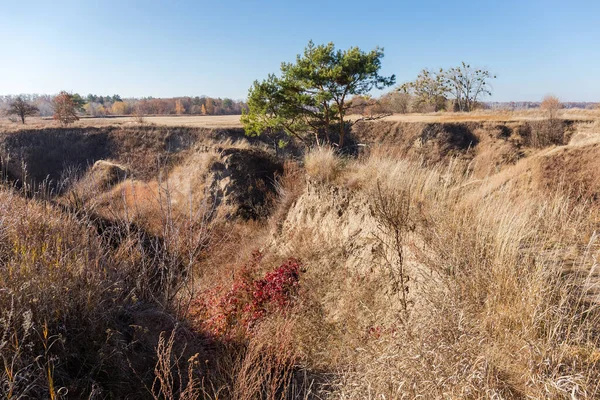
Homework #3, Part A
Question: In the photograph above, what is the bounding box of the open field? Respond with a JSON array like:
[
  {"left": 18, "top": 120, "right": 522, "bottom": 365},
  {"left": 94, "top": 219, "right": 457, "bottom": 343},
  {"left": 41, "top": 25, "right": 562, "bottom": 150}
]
[
  {"left": 0, "top": 114, "right": 245, "bottom": 131},
  {"left": 2, "top": 108, "right": 598, "bottom": 132}
]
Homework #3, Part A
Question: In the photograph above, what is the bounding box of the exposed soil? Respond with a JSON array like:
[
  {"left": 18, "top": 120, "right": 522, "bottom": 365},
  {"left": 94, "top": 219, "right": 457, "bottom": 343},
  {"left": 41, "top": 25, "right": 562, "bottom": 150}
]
[{"left": 0, "top": 125, "right": 297, "bottom": 192}]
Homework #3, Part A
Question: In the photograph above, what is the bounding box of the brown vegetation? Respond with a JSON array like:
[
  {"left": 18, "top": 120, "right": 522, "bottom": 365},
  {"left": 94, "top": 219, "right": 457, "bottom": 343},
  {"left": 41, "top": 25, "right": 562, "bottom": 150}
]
[
  {"left": 0, "top": 115, "right": 599, "bottom": 398},
  {"left": 52, "top": 91, "right": 80, "bottom": 125},
  {"left": 541, "top": 95, "right": 562, "bottom": 120}
]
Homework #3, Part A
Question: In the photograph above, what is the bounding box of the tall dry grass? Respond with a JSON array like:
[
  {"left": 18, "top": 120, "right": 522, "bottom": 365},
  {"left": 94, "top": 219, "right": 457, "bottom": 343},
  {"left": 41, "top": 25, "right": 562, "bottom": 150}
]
[
  {"left": 0, "top": 158, "right": 217, "bottom": 398},
  {"left": 275, "top": 149, "right": 600, "bottom": 398},
  {"left": 304, "top": 147, "right": 344, "bottom": 184},
  {"left": 2, "top": 131, "right": 599, "bottom": 398}
]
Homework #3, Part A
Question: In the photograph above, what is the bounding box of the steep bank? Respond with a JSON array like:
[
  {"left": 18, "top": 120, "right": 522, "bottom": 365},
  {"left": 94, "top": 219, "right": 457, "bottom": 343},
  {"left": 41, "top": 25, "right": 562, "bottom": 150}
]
[
  {"left": 0, "top": 125, "right": 295, "bottom": 192},
  {"left": 351, "top": 119, "right": 580, "bottom": 176},
  {"left": 263, "top": 148, "right": 600, "bottom": 398}
]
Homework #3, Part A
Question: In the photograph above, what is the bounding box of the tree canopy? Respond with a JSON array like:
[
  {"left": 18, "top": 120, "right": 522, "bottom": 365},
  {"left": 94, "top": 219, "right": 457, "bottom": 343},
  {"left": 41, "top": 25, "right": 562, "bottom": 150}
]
[
  {"left": 444, "top": 63, "right": 496, "bottom": 112},
  {"left": 242, "top": 41, "right": 395, "bottom": 147},
  {"left": 53, "top": 91, "right": 80, "bottom": 125},
  {"left": 6, "top": 96, "right": 39, "bottom": 124},
  {"left": 399, "top": 69, "right": 447, "bottom": 112},
  {"left": 400, "top": 63, "right": 496, "bottom": 112}
]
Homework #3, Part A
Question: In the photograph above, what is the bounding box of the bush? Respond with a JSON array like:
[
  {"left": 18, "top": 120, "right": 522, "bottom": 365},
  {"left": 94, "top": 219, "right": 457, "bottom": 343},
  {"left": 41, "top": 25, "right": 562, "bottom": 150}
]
[
  {"left": 189, "top": 252, "right": 302, "bottom": 340},
  {"left": 519, "top": 120, "right": 565, "bottom": 147}
]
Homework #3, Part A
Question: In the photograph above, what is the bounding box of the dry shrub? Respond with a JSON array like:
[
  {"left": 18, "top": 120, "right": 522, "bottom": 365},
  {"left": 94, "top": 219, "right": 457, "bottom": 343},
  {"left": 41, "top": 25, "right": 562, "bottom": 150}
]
[
  {"left": 0, "top": 188, "right": 160, "bottom": 398},
  {"left": 304, "top": 146, "right": 344, "bottom": 184},
  {"left": 133, "top": 106, "right": 146, "bottom": 124},
  {"left": 520, "top": 119, "right": 566, "bottom": 148}
]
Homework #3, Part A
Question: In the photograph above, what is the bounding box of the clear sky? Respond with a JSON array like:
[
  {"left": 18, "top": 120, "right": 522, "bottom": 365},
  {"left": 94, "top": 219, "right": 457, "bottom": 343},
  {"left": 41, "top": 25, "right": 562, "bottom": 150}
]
[{"left": 1, "top": 0, "right": 598, "bottom": 102}]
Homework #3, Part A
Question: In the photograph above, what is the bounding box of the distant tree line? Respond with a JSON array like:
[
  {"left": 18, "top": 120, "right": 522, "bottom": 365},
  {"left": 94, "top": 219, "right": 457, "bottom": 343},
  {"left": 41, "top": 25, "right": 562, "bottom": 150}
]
[
  {"left": 0, "top": 94, "right": 247, "bottom": 120},
  {"left": 82, "top": 95, "right": 247, "bottom": 117},
  {"left": 487, "top": 101, "right": 598, "bottom": 110}
]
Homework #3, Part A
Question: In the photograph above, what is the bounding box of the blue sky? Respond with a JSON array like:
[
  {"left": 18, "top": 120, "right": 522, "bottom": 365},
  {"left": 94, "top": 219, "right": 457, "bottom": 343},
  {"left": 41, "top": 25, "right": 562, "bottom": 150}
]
[{"left": 0, "top": 0, "right": 598, "bottom": 101}]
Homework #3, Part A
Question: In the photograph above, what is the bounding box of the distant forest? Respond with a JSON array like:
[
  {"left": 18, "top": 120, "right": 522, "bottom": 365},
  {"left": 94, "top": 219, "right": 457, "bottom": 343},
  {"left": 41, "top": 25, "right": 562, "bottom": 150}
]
[
  {"left": 486, "top": 101, "right": 598, "bottom": 110},
  {"left": 1, "top": 93, "right": 597, "bottom": 121},
  {"left": 0, "top": 94, "right": 247, "bottom": 117}
]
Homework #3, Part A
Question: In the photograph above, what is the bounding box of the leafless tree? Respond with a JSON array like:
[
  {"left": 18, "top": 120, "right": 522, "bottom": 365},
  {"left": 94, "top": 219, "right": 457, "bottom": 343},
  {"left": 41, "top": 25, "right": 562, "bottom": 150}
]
[
  {"left": 379, "top": 91, "right": 412, "bottom": 114},
  {"left": 133, "top": 104, "right": 146, "bottom": 124},
  {"left": 399, "top": 68, "right": 447, "bottom": 112},
  {"left": 6, "top": 96, "right": 39, "bottom": 124},
  {"left": 444, "top": 62, "right": 496, "bottom": 112}
]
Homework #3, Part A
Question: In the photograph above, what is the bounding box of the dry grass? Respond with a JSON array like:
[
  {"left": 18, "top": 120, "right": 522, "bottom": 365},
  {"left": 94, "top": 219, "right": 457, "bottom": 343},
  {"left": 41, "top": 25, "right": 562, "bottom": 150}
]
[
  {"left": 0, "top": 187, "right": 186, "bottom": 398},
  {"left": 0, "top": 115, "right": 243, "bottom": 132},
  {"left": 570, "top": 120, "right": 600, "bottom": 146},
  {"left": 350, "top": 108, "right": 599, "bottom": 124},
  {"left": 2, "top": 109, "right": 595, "bottom": 134},
  {"left": 2, "top": 117, "right": 600, "bottom": 398},
  {"left": 304, "top": 146, "right": 344, "bottom": 184},
  {"left": 268, "top": 149, "right": 600, "bottom": 398}
]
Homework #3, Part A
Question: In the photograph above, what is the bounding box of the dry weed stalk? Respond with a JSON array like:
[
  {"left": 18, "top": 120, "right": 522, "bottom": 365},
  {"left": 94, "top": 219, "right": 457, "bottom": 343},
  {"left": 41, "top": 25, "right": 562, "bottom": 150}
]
[
  {"left": 152, "top": 328, "right": 200, "bottom": 400},
  {"left": 371, "top": 180, "right": 414, "bottom": 315},
  {"left": 230, "top": 319, "right": 297, "bottom": 400}
]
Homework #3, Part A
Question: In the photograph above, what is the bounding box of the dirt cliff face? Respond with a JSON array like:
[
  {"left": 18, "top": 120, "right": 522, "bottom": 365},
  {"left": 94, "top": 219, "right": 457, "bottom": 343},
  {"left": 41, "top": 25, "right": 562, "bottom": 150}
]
[
  {"left": 0, "top": 125, "right": 297, "bottom": 193},
  {"left": 273, "top": 177, "right": 440, "bottom": 323},
  {"left": 207, "top": 148, "right": 284, "bottom": 220},
  {"left": 351, "top": 121, "right": 482, "bottom": 162}
]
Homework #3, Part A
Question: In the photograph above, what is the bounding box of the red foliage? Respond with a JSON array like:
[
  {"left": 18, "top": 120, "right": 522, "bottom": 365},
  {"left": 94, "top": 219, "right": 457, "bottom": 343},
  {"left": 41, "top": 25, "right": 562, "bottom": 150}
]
[
  {"left": 189, "top": 252, "right": 301, "bottom": 339},
  {"left": 366, "top": 325, "right": 398, "bottom": 339}
]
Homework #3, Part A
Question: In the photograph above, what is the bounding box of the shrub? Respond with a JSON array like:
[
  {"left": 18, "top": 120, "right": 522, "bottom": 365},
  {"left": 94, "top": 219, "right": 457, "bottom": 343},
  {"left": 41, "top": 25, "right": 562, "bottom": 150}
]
[
  {"left": 189, "top": 252, "right": 302, "bottom": 339},
  {"left": 541, "top": 95, "right": 561, "bottom": 120},
  {"left": 519, "top": 120, "right": 565, "bottom": 147}
]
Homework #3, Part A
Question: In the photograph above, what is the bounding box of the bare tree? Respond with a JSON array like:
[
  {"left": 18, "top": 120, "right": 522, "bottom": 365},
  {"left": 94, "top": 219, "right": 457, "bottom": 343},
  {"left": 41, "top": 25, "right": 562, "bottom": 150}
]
[
  {"left": 133, "top": 104, "right": 146, "bottom": 124},
  {"left": 379, "top": 91, "right": 412, "bottom": 114},
  {"left": 6, "top": 96, "right": 39, "bottom": 124},
  {"left": 444, "top": 62, "right": 496, "bottom": 112}
]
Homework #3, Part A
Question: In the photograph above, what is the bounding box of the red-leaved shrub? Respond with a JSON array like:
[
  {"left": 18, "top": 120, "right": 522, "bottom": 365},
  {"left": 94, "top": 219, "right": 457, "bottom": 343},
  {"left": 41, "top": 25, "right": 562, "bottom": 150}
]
[{"left": 189, "top": 252, "right": 301, "bottom": 339}]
